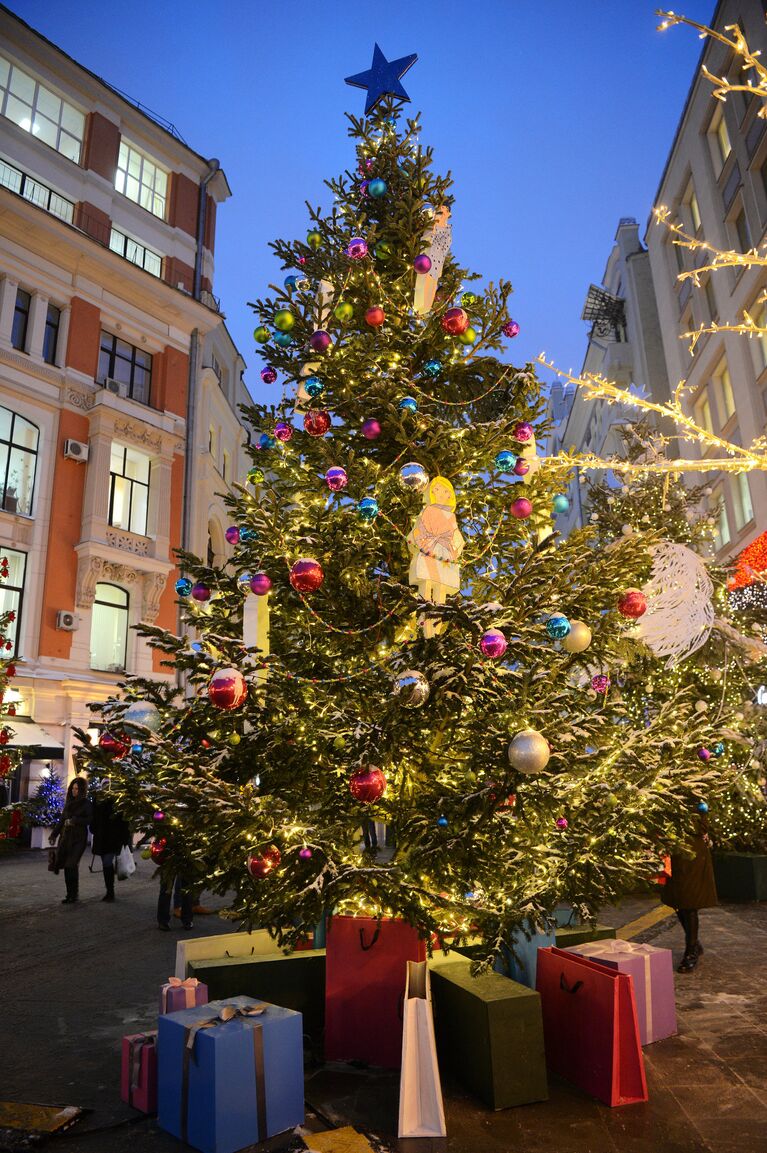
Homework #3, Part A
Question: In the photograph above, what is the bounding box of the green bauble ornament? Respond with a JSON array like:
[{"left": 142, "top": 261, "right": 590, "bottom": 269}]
[
  {"left": 248, "top": 467, "right": 265, "bottom": 485},
  {"left": 274, "top": 309, "right": 295, "bottom": 332},
  {"left": 334, "top": 301, "right": 354, "bottom": 323},
  {"left": 253, "top": 326, "right": 270, "bottom": 344},
  {"left": 459, "top": 326, "right": 477, "bottom": 345},
  {"left": 375, "top": 241, "right": 393, "bottom": 262},
  {"left": 461, "top": 291, "right": 477, "bottom": 307},
  {"left": 333, "top": 735, "right": 346, "bottom": 750},
  {"left": 229, "top": 732, "right": 241, "bottom": 747},
  {"left": 307, "top": 229, "right": 322, "bottom": 249}
]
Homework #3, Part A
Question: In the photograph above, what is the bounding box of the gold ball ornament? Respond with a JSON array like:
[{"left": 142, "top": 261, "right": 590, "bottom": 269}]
[
  {"left": 508, "top": 728, "right": 550, "bottom": 774},
  {"left": 561, "top": 620, "right": 592, "bottom": 653}
]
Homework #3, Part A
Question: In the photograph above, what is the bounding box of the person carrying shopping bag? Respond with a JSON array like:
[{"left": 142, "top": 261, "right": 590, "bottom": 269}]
[{"left": 49, "top": 777, "right": 92, "bottom": 904}]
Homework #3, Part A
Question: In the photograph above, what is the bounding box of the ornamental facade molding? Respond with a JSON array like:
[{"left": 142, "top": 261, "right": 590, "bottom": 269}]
[
  {"left": 75, "top": 555, "right": 169, "bottom": 623},
  {"left": 112, "top": 419, "right": 163, "bottom": 453}
]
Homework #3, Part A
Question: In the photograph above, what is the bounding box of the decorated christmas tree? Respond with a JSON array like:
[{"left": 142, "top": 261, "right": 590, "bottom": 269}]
[
  {"left": 25, "top": 770, "right": 66, "bottom": 828},
  {"left": 80, "top": 70, "right": 741, "bottom": 955}
]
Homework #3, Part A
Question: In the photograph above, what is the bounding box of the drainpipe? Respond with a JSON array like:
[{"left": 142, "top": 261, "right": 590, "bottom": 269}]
[{"left": 193, "top": 158, "right": 220, "bottom": 302}]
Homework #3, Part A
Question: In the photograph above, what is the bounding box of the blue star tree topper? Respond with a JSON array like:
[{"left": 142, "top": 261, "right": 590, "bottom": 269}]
[{"left": 345, "top": 44, "right": 418, "bottom": 115}]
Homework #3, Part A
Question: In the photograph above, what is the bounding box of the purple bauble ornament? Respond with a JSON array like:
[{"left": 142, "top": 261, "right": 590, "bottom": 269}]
[
  {"left": 274, "top": 421, "right": 293, "bottom": 442},
  {"left": 513, "top": 458, "right": 530, "bottom": 476},
  {"left": 298, "top": 847, "right": 313, "bottom": 861},
  {"left": 346, "top": 237, "right": 369, "bottom": 260},
  {"left": 591, "top": 674, "right": 610, "bottom": 694},
  {"left": 556, "top": 816, "right": 569, "bottom": 830},
  {"left": 309, "top": 329, "right": 332, "bottom": 352},
  {"left": 325, "top": 466, "right": 348, "bottom": 492},
  {"left": 153, "top": 810, "right": 165, "bottom": 822},
  {"left": 225, "top": 526, "right": 240, "bottom": 545},
  {"left": 413, "top": 253, "right": 432, "bottom": 274},
  {"left": 513, "top": 421, "right": 534, "bottom": 442},
  {"left": 479, "top": 628, "right": 508, "bottom": 659},
  {"left": 361, "top": 418, "right": 381, "bottom": 440},
  {"left": 359, "top": 179, "right": 370, "bottom": 197},
  {"left": 249, "top": 573, "right": 273, "bottom": 596},
  {"left": 191, "top": 582, "right": 211, "bottom": 602},
  {"left": 260, "top": 365, "right": 278, "bottom": 385},
  {"left": 503, "top": 319, "right": 520, "bottom": 338},
  {"left": 698, "top": 747, "right": 712, "bottom": 761},
  {"left": 510, "top": 497, "right": 533, "bottom": 519}
]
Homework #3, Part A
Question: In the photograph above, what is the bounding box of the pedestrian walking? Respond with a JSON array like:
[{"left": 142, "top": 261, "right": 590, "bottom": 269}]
[
  {"left": 90, "top": 791, "right": 131, "bottom": 902},
  {"left": 157, "top": 875, "right": 194, "bottom": 931},
  {"left": 49, "top": 777, "right": 92, "bottom": 904},
  {"left": 661, "top": 813, "right": 718, "bottom": 972}
]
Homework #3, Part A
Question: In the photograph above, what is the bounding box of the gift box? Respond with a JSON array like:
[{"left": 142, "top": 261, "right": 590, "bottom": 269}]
[
  {"left": 566, "top": 939, "right": 676, "bottom": 1046},
  {"left": 157, "top": 996, "right": 304, "bottom": 1153},
  {"left": 555, "top": 923, "right": 616, "bottom": 949},
  {"left": 325, "top": 916, "right": 426, "bottom": 1067},
  {"left": 450, "top": 922, "right": 555, "bottom": 989},
  {"left": 160, "top": 976, "right": 209, "bottom": 1015},
  {"left": 429, "top": 953, "right": 547, "bottom": 1110},
  {"left": 121, "top": 1031, "right": 158, "bottom": 1114},
  {"left": 188, "top": 951, "right": 326, "bottom": 1043}
]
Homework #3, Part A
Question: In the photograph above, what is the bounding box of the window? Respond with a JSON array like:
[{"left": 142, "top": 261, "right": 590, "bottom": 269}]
[
  {"left": 0, "top": 548, "right": 26, "bottom": 656},
  {"left": 109, "top": 443, "right": 150, "bottom": 536},
  {"left": 0, "top": 406, "right": 38, "bottom": 516},
  {"left": 90, "top": 583, "right": 128, "bottom": 671},
  {"left": 712, "top": 111, "right": 732, "bottom": 175},
  {"left": 704, "top": 276, "right": 717, "bottom": 322},
  {"left": 209, "top": 425, "right": 217, "bottom": 458},
  {"left": 115, "top": 141, "right": 167, "bottom": 219},
  {"left": 97, "top": 332, "right": 152, "bottom": 405},
  {"left": 689, "top": 189, "right": 701, "bottom": 232},
  {"left": 712, "top": 360, "right": 736, "bottom": 426},
  {"left": 222, "top": 450, "right": 231, "bottom": 484},
  {"left": 733, "top": 472, "right": 754, "bottom": 530},
  {"left": 0, "top": 53, "right": 84, "bottom": 162},
  {"left": 694, "top": 391, "right": 713, "bottom": 435},
  {"left": 713, "top": 490, "right": 731, "bottom": 551},
  {"left": 109, "top": 227, "right": 162, "bottom": 278},
  {"left": 11, "top": 289, "right": 30, "bottom": 351},
  {"left": 732, "top": 205, "right": 752, "bottom": 253},
  {"left": 42, "top": 304, "right": 60, "bottom": 365}
]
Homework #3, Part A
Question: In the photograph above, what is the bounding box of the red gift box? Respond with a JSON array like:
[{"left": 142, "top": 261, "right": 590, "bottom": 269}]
[
  {"left": 536, "top": 946, "right": 647, "bottom": 1107},
  {"left": 121, "top": 1031, "right": 158, "bottom": 1113},
  {"left": 325, "top": 915, "right": 426, "bottom": 1067}
]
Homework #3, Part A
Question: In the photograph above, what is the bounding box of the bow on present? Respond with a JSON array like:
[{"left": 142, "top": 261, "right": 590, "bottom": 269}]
[
  {"left": 575, "top": 939, "right": 657, "bottom": 1036},
  {"left": 161, "top": 976, "right": 202, "bottom": 1012}
]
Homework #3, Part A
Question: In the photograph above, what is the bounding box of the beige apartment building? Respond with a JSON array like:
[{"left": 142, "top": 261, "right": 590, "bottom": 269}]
[{"left": 0, "top": 5, "right": 250, "bottom": 801}]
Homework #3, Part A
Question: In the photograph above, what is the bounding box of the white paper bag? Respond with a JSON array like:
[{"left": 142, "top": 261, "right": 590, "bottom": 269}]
[{"left": 398, "top": 960, "right": 447, "bottom": 1138}]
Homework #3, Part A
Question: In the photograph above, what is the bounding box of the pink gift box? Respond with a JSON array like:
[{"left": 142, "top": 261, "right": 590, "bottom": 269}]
[
  {"left": 160, "top": 976, "right": 208, "bottom": 1015},
  {"left": 121, "top": 1031, "right": 157, "bottom": 1113},
  {"left": 567, "top": 939, "right": 677, "bottom": 1045}
]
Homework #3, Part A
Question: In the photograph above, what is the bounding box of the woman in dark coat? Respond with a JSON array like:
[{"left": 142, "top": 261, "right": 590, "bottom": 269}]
[
  {"left": 661, "top": 816, "right": 718, "bottom": 972},
  {"left": 90, "top": 793, "right": 131, "bottom": 902},
  {"left": 49, "top": 777, "right": 92, "bottom": 904}
]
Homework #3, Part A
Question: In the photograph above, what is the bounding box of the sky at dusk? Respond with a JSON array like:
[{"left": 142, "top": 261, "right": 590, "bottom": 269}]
[{"left": 10, "top": 0, "right": 717, "bottom": 403}]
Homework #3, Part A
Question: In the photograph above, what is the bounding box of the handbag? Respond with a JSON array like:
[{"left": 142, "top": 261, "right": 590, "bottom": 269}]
[
  {"left": 116, "top": 844, "right": 136, "bottom": 880},
  {"left": 47, "top": 847, "right": 58, "bottom": 873}
]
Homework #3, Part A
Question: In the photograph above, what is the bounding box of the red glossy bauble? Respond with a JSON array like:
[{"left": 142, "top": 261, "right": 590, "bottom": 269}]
[
  {"left": 247, "top": 844, "right": 281, "bottom": 878},
  {"left": 513, "top": 458, "right": 530, "bottom": 476},
  {"left": 99, "top": 730, "right": 130, "bottom": 758},
  {"left": 208, "top": 667, "right": 248, "bottom": 710},
  {"left": 303, "top": 410, "right": 331, "bottom": 437},
  {"left": 150, "top": 837, "right": 168, "bottom": 863},
  {"left": 365, "top": 305, "right": 386, "bottom": 327},
  {"left": 617, "top": 589, "right": 648, "bottom": 619},
  {"left": 289, "top": 558, "right": 324, "bottom": 593},
  {"left": 441, "top": 307, "right": 470, "bottom": 335},
  {"left": 349, "top": 765, "right": 387, "bottom": 803}
]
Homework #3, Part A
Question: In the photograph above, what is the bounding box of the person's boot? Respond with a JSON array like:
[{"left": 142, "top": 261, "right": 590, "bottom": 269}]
[
  {"left": 102, "top": 865, "right": 116, "bottom": 902},
  {"left": 62, "top": 869, "right": 77, "bottom": 904},
  {"left": 677, "top": 909, "right": 700, "bottom": 972}
]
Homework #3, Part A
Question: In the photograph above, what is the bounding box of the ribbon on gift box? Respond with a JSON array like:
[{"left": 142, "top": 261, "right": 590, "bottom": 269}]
[
  {"left": 128, "top": 1032, "right": 156, "bottom": 1106},
  {"left": 180, "top": 1001, "right": 268, "bottom": 1145},
  {"left": 161, "top": 976, "right": 201, "bottom": 1013},
  {"left": 573, "top": 939, "right": 656, "bottom": 1038}
]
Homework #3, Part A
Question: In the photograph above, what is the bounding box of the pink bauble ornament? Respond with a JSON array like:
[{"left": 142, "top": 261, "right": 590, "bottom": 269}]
[
  {"left": 365, "top": 305, "right": 386, "bottom": 327},
  {"left": 361, "top": 418, "right": 381, "bottom": 440},
  {"left": 274, "top": 421, "right": 293, "bottom": 442},
  {"left": 208, "top": 667, "right": 248, "bottom": 710},
  {"left": 698, "top": 747, "right": 712, "bottom": 762},
  {"left": 298, "top": 847, "right": 313, "bottom": 861},
  {"left": 309, "top": 330, "right": 332, "bottom": 352},
  {"left": 441, "top": 307, "right": 470, "bottom": 335},
  {"left": 556, "top": 816, "right": 569, "bottom": 830},
  {"left": 513, "top": 458, "right": 530, "bottom": 476},
  {"left": 617, "top": 589, "right": 647, "bottom": 619},
  {"left": 513, "top": 421, "right": 534, "bottom": 442},
  {"left": 479, "top": 629, "right": 508, "bottom": 659},
  {"left": 346, "top": 237, "right": 369, "bottom": 260},
  {"left": 413, "top": 254, "right": 432, "bottom": 274},
  {"left": 503, "top": 319, "right": 521, "bottom": 338},
  {"left": 325, "top": 466, "right": 348, "bottom": 491},
  {"left": 591, "top": 674, "right": 611, "bottom": 694},
  {"left": 225, "top": 526, "right": 240, "bottom": 545},
  {"left": 191, "top": 582, "right": 211, "bottom": 602},
  {"left": 247, "top": 844, "right": 281, "bottom": 878},
  {"left": 349, "top": 765, "right": 387, "bottom": 803},
  {"left": 249, "top": 573, "right": 273, "bottom": 596},
  {"left": 260, "top": 365, "right": 278, "bottom": 385},
  {"left": 304, "top": 410, "right": 331, "bottom": 437},
  {"left": 289, "top": 558, "right": 324, "bottom": 593},
  {"left": 510, "top": 497, "right": 533, "bottom": 519}
]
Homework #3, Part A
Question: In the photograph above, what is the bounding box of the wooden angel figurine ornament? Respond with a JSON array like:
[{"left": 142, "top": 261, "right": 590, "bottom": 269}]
[{"left": 408, "top": 476, "right": 464, "bottom": 637}]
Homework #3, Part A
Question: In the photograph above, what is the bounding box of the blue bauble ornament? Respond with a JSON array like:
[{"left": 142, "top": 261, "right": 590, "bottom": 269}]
[
  {"left": 237, "top": 572, "right": 253, "bottom": 592},
  {"left": 399, "top": 396, "right": 418, "bottom": 413},
  {"left": 357, "top": 497, "right": 380, "bottom": 522},
  {"left": 239, "top": 527, "right": 257, "bottom": 543},
  {"left": 546, "top": 614, "right": 571, "bottom": 640},
  {"left": 697, "top": 801, "right": 709, "bottom": 813},
  {"left": 713, "top": 741, "right": 725, "bottom": 757},
  {"left": 423, "top": 359, "right": 441, "bottom": 378},
  {"left": 274, "top": 331, "right": 293, "bottom": 348},
  {"left": 258, "top": 433, "right": 276, "bottom": 450},
  {"left": 437, "top": 816, "right": 448, "bottom": 828},
  {"left": 122, "top": 700, "right": 161, "bottom": 733},
  {"left": 305, "top": 376, "right": 325, "bottom": 398},
  {"left": 175, "top": 577, "right": 193, "bottom": 597},
  {"left": 284, "top": 274, "right": 298, "bottom": 290},
  {"left": 552, "top": 494, "right": 570, "bottom": 514},
  {"left": 495, "top": 450, "right": 517, "bottom": 473},
  {"left": 368, "top": 178, "right": 387, "bottom": 198}
]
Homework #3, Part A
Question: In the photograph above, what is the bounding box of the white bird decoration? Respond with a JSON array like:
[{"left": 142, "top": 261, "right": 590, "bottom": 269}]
[{"left": 636, "top": 541, "right": 714, "bottom": 667}]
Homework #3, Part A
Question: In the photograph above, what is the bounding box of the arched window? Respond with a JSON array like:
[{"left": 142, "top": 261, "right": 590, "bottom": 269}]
[
  {"left": 0, "top": 406, "right": 38, "bottom": 516},
  {"left": 91, "top": 583, "right": 129, "bottom": 672},
  {"left": 207, "top": 518, "right": 225, "bottom": 567}
]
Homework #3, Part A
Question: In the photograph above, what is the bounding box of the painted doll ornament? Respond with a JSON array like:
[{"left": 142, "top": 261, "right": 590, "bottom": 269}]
[{"left": 407, "top": 476, "right": 465, "bottom": 638}]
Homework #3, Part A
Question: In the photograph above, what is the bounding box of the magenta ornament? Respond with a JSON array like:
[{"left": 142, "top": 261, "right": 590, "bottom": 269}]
[
  {"left": 413, "top": 253, "right": 432, "bottom": 274},
  {"left": 309, "top": 329, "right": 332, "bottom": 352},
  {"left": 249, "top": 573, "right": 273, "bottom": 596},
  {"left": 513, "top": 421, "right": 534, "bottom": 442},
  {"left": 479, "top": 629, "right": 508, "bottom": 659},
  {"left": 510, "top": 497, "right": 533, "bottom": 519},
  {"left": 513, "top": 458, "right": 530, "bottom": 476},
  {"left": 260, "top": 365, "right": 278, "bottom": 384},
  {"left": 503, "top": 319, "right": 520, "bottom": 338},
  {"left": 225, "top": 526, "right": 240, "bottom": 545},
  {"left": 298, "top": 847, "right": 313, "bottom": 861},
  {"left": 325, "top": 466, "right": 348, "bottom": 491},
  {"left": 191, "top": 583, "right": 211, "bottom": 602},
  {"left": 556, "top": 816, "right": 569, "bottom": 830},
  {"left": 346, "top": 237, "right": 369, "bottom": 260},
  {"left": 361, "top": 418, "right": 381, "bottom": 440},
  {"left": 591, "top": 674, "right": 611, "bottom": 694},
  {"left": 274, "top": 421, "right": 293, "bottom": 442},
  {"left": 697, "top": 747, "right": 712, "bottom": 762}
]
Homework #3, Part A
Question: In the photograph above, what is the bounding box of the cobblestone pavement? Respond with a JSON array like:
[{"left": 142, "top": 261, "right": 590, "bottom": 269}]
[{"left": 0, "top": 850, "right": 766, "bottom": 1153}]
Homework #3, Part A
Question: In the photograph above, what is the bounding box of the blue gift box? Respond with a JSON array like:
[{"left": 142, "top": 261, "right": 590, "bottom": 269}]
[
  {"left": 157, "top": 996, "right": 304, "bottom": 1153},
  {"left": 499, "top": 920, "right": 556, "bottom": 988}
]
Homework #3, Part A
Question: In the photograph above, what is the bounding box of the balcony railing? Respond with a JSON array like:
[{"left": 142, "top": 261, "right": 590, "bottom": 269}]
[{"left": 0, "top": 157, "right": 74, "bottom": 225}]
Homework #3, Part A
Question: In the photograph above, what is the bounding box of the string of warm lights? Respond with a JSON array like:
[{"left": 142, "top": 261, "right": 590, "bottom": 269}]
[{"left": 657, "top": 10, "right": 767, "bottom": 118}]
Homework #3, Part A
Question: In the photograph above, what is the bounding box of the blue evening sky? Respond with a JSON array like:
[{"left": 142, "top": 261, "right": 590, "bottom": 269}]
[{"left": 11, "top": 1, "right": 715, "bottom": 403}]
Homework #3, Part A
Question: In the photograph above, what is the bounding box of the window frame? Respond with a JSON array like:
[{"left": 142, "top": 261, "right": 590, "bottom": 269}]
[
  {"left": 712, "top": 487, "right": 731, "bottom": 552},
  {"left": 0, "top": 405, "right": 39, "bottom": 518},
  {"left": 42, "top": 303, "right": 60, "bottom": 365},
  {"left": 90, "top": 582, "right": 129, "bottom": 672},
  {"left": 108, "top": 443, "right": 151, "bottom": 537},
  {"left": 114, "top": 140, "right": 168, "bottom": 220},
  {"left": 732, "top": 471, "right": 754, "bottom": 532},
  {"left": 0, "top": 53, "right": 84, "bottom": 162},
  {"left": 97, "top": 331, "right": 152, "bottom": 405},
  {"left": 108, "top": 227, "right": 163, "bottom": 279},
  {"left": 11, "top": 288, "right": 30, "bottom": 352},
  {"left": 0, "top": 547, "right": 26, "bottom": 657}
]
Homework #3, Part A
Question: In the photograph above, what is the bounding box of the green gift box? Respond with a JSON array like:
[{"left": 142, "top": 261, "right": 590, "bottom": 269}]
[
  {"left": 188, "top": 950, "right": 326, "bottom": 1042},
  {"left": 554, "top": 924, "right": 616, "bottom": 948},
  {"left": 428, "top": 953, "right": 548, "bottom": 1110}
]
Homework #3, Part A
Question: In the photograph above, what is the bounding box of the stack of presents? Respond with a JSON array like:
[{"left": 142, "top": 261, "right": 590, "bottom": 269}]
[{"left": 121, "top": 908, "right": 677, "bottom": 1151}]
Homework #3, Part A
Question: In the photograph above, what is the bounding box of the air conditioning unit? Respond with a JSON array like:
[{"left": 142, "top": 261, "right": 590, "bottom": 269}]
[
  {"left": 56, "top": 610, "right": 78, "bottom": 631},
  {"left": 105, "top": 378, "right": 130, "bottom": 398},
  {"left": 63, "top": 439, "right": 89, "bottom": 462}
]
